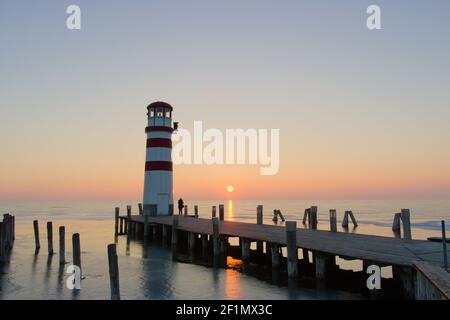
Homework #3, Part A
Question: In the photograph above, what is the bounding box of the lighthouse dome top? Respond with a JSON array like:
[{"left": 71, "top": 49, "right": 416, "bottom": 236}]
[{"left": 147, "top": 101, "right": 173, "bottom": 111}]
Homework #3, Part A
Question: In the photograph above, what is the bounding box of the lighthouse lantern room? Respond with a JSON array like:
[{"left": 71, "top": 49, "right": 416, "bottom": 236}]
[{"left": 143, "top": 101, "right": 175, "bottom": 216}]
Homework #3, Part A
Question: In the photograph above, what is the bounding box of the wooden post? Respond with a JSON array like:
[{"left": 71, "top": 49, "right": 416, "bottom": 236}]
[
  {"left": 171, "top": 216, "right": 179, "bottom": 259},
  {"left": 401, "top": 209, "right": 412, "bottom": 240},
  {"left": 114, "top": 207, "right": 119, "bottom": 236},
  {"left": 11, "top": 216, "right": 15, "bottom": 241},
  {"left": 286, "top": 221, "right": 298, "bottom": 279},
  {"left": 441, "top": 220, "right": 448, "bottom": 271},
  {"left": 201, "top": 234, "right": 208, "bottom": 257},
  {"left": 119, "top": 217, "right": 124, "bottom": 235},
  {"left": 219, "top": 204, "right": 225, "bottom": 221},
  {"left": 47, "top": 221, "right": 54, "bottom": 255},
  {"left": 348, "top": 211, "right": 358, "bottom": 227},
  {"left": 144, "top": 215, "right": 149, "bottom": 238},
  {"left": 152, "top": 224, "right": 158, "bottom": 239},
  {"left": 315, "top": 252, "right": 327, "bottom": 280},
  {"left": 72, "top": 233, "right": 81, "bottom": 277},
  {"left": 33, "top": 220, "right": 40, "bottom": 253},
  {"left": 162, "top": 224, "right": 168, "bottom": 244},
  {"left": 271, "top": 243, "right": 281, "bottom": 268},
  {"left": 0, "top": 222, "right": 4, "bottom": 262},
  {"left": 256, "top": 205, "right": 264, "bottom": 258},
  {"left": 342, "top": 211, "right": 350, "bottom": 228},
  {"left": 302, "top": 249, "right": 310, "bottom": 263},
  {"left": 125, "top": 205, "right": 131, "bottom": 234},
  {"left": 302, "top": 208, "right": 309, "bottom": 224},
  {"left": 329, "top": 209, "right": 337, "bottom": 232},
  {"left": 392, "top": 213, "right": 401, "bottom": 231},
  {"left": 59, "top": 226, "right": 65, "bottom": 265},
  {"left": 194, "top": 205, "right": 199, "bottom": 218},
  {"left": 310, "top": 206, "right": 318, "bottom": 230},
  {"left": 212, "top": 206, "right": 216, "bottom": 218},
  {"left": 188, "top": 232, "right": 196, "bottom": 257},
  {"left": 138, "top": 203, "right": 143, "bottom": 215},
  {"left": 277, "top": 210, "right": 286, "bottom": 222},
  {"left": 212, "top": 218, "right": 220, "bottom": 259},
  {"left": 107, "top": 244, "right": 120, "bottom": 300},
  {"left": 184, "top": 205, "right": 188, "bottom": 216},
  {"left": 241, "top": 238, "right": 250, "bottom": 262}
]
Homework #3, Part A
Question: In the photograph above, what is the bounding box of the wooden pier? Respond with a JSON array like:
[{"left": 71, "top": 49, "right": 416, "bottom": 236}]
[{"left": 118, "top": 211, "right": 450, "bottom": 299}]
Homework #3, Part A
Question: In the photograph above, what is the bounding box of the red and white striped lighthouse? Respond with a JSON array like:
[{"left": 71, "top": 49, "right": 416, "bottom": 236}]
[{"left": 143, "top": 101, "right": 174, "bottom": 216}]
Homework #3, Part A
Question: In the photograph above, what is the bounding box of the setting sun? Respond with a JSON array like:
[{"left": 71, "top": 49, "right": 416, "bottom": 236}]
[{"left": 227, "top": 185, "right": 234, "bottom": 193}]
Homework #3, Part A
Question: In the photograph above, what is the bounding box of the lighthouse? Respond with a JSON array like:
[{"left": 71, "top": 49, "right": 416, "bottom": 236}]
[{"left": 143, "top": 101, "right": 175, "bottom": 216}]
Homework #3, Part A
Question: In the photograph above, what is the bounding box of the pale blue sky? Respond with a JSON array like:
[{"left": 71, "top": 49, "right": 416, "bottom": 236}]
[{"left": 1, "top": 1, "right": 450, "bottom": 200}]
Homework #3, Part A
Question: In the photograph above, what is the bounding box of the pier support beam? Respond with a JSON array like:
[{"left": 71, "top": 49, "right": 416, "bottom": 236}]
[
  {"left": 309, "top": 206, "right": 318, "bottom": 230},
  {"left": 212, "top": 206, "right": 217, "bottom": 218},
  {"left": 393, "top": 265, "right": 415, "bottom": 299},
  {"left": 59, "top": 226, "right": 65, "bottom": 265},
  {"left": 143, "top": 215, "right": 149, "bottom": 238},
  {"left": 72, "top": 233, "right": 82, "bottom": 278},
  {"left": 162, "top": 224, "right": 168, "bottom": 246},
  {"left": 194, "top": 205, "right": 199, "bottom": 218},
  {"left": 219, "top": 204, "right": 224, "bottom": 221},
  {"left": 270, "top": 243, "right": 281, "bottom": 269},
  {"left": 212, "top": 218, "right": 220, "bottom": 261},
  {"left": 171, "top": 216, "right": 179, "bottom": 260},
  {"left": 401, "top": 209, "right": 412, "bottom": 240},
  {"left": 47, "top": 221, "right": 54, "bottom": 255},
  {"left": 201, "top": 234, "right": 208, "bottom": 257},
  {"left": 107, "top": 243, "right": 120, "bottom": 300},
  {"left": 315, "top": 252, "right": 335, "bottom": 280},
  {"left": 125, "top": 205, "right": 131, "bottom": 234},
  {"left": 188, "top": 232, "right": 196, "bottom": 259},
  {"left": 33, "top": 220, "right": 40, "bottom": 254},
  {"left": 329, "top": 209, "right": 337, "bottom": 232},
  {"left": 119, "top": 218, "right": 124, "bottom": 235},
  {"left": 256, "top": 205, "right": 264, "bottom": 259},
  {"left": 286, "top": 221, "right": 298, "bottom": 279},
  {"left": 114, "top": 207, "right": 119, "bottom": 236}
]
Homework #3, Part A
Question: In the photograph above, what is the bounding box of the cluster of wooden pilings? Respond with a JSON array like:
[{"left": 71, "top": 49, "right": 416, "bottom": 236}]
[
  {"left": 33, "top": 220, "right": 82, "bottom": 275},
  {"left": 0, "top": 214, "right": 15, "bottom": 262}
]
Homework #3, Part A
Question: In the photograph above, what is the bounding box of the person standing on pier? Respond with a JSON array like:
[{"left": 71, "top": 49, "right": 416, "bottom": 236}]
[{"left": 178, "top": 198, "right": 184, "bottom": 215}]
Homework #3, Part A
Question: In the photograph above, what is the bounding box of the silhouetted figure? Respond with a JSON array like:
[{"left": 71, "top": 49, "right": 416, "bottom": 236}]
[{"left": 178, "top": 198, "right": 184, "bottom": 215}]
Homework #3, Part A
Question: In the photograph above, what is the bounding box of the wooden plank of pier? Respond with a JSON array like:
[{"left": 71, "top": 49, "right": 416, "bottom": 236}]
[{"left": 124, "top": 215, "right": 449, "bottom": 268}]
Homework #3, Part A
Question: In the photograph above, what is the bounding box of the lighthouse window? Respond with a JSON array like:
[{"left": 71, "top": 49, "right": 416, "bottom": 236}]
[
  {"left": 149, "top": 110, "right": 155, "bottom": 117},
  {"left": 156, "top": 108, "right": 164, "bottom": 117}
]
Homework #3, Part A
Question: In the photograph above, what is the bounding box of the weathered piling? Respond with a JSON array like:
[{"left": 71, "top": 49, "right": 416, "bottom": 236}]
[
  {"left": 171, "top": 216, "right": 179, "bottom": 259},
  {"left": 442, "top": 221, "right": 448, "bottom": 271},
  {"left": 212, "top": 218, "right": 220, "bottom": 260},
  {"left": 286, "top": 221, "right": 298, "bottom": 279},
  {"left": 219, "top": 204, "right": 224, "bottom": 221},
  {"left": 162, "top": 224, "right": 168, "bottom": 245},
  {"left": 329, "top": 209, "right": 337, "bottom": 232},
  {"left": 302, "top": 208, "right": 310, "bottom": 225},
  {"left": 277, "top": 210, "right": 285, "bottom": 222},
  {"left": 188, "top": 232, "right": 196, "bottom": 258},
  {"left": 270, "top": 243, "right": 281, "bottom": 269},
  {"left": 256, "top": 205, "right": 264, "bottom": 258},
  {"left": 201, "top": 234, "right": 208, "bottom": 257},
  {"left": 241, "top": 238, "right": 250, "bottom": 262},
  {"left": 59, "top": 226, "right": 65, "bottom": 265},
  {"left": 184, "top": 205, "right": 188, "bottom": 216},
  {"left": 143, "top": 215, "right": 149, "bottom": 238},
  {"left": 107, "top": 243, "right": 120, "bottom": 300},
  {"left": 309, "top": 206, "right": 318, "bottom": 230},
  {"left": 401, "top": 209, "right": 411, "bottom": 240},
  {"left": 72, "top": 233, "right": 81, "bottom": 277},
  {"left": 47, "top": 221, "right": 54, "bottom": 255},
  {"left": 0, "top": 222, "right": 4, "bottom": 261},
  {"left": 194, "top": 205, "right": 199, "bottom": 218},
  {"left": 33, "top": 220, "right": 40, "bottom": 253},
  {"left": 11, "top": 216, "right": 15, "bottom": 241},
  {"left": 138, "top": 203, "right": 143, "bottom": 215},
  {"left": 342, "top": 210, "right": 358, "bottom": 228},
  {"left": 392, "top": 213, "right": 401, "bottom": 231},
  {"left": 212, "top": 206, "right": 217, "bottom": 218},
  {"left": 315, "top": 252, "right": 335, "bottom": 280},
  {"left": 114, "top": 207, "right": 119, "bottom": 236},
  {"left": 125, "top": 205, "right": 131, "bottom": 234},
  {"left": 119, "top": 217, "right": 124, "bottom": 235}
]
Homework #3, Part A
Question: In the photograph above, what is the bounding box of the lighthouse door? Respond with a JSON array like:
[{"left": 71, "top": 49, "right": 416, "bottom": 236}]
[{"left": 157, "top": 193, "right": 169, "bottom": 215}]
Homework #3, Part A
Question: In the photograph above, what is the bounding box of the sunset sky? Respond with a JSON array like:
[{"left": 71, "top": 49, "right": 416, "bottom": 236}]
[{"left": 1, "top": 0, "right": 450, "bottom": 201}]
